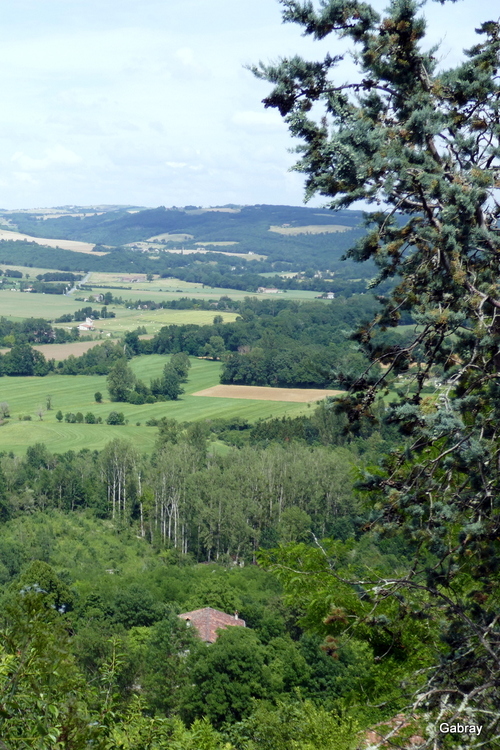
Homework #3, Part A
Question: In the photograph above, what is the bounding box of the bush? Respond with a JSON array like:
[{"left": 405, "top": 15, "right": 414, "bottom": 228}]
[
  {"left": 106, "top": 411, "right": 125, "bottom": 425},
  {"left": 94, "top": 392, "right": 102, "bottom": 403},
  {"left": 127, "top": 391, "right": 146, "bottom": 405},
  {"left": 84, "top": 412, "right": 96, "bottom": 424},
  {"left": 65, "top": 413, "right": 77, "bottom": 423}
]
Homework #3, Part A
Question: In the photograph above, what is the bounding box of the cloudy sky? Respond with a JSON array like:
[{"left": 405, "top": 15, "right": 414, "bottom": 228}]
[{"left": 0, "top": 0, "right": 494, "bottom": 209}]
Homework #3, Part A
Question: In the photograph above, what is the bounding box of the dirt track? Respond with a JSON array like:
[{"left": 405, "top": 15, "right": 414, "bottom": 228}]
[{"left": 193, "top": 384, "right": 343, "bottom": 402}]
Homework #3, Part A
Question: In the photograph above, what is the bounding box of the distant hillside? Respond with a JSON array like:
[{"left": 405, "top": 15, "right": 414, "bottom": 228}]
[
  {"left": 5, "top": 204, "right": 368, "bottom": 273},
  {"left": 0, "top": 204, "right": 384, "bottom": 294}
]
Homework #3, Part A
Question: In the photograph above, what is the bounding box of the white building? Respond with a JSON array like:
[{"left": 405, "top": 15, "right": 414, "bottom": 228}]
[{"left": 77, "top": 317, "right": 95, "bottom": 331}]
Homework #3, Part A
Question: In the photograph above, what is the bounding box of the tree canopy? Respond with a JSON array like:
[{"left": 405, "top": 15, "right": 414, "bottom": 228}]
[{"left": 253, "top": 0, "right": 500, "bottom": 742}]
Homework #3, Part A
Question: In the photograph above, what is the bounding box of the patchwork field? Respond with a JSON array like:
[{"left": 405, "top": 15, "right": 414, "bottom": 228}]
[
  {"left": 194, "top": 385, "right": 343, "bottom": 402},
  {"left": 84, "top": 273, "right": 322, "bottom": 303},
  {"left": 0, "top": 356, "right": 313, "bottom": 454},
  {"left": 0, "top": 287, "right": 239, "bottom": 333}
]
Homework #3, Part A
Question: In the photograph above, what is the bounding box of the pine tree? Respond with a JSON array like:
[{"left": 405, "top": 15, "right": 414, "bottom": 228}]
[{"left": 253, "top": 0, "right": 500, "bottom": 739}]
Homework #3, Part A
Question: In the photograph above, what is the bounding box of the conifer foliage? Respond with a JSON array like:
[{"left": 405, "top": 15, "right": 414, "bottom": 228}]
[{"left": 254, "top": 0, "right": 500, "bottom": 741}]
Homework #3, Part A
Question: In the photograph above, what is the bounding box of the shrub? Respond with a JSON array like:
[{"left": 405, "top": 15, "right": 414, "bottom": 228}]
[{"left": 106, "top": 411, "right": 125, "bottom": 425}]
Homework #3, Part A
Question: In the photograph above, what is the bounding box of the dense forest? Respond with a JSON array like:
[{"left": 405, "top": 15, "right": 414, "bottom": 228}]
[{"left": 0, "top": 399, "right": 412, "bottom": 748}]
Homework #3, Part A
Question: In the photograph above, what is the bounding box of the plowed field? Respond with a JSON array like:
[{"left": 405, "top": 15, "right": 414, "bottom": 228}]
[{"left": 193, "top": 385, "right": 343, "bottom": 402}]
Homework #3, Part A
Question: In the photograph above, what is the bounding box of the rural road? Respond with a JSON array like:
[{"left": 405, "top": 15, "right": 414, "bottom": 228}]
[{"left": 66, "top": 271, "right": 91, "bottom": 295}]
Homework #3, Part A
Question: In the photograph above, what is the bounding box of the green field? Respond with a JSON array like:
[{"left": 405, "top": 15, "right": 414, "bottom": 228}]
[
  {"left": 85, "top": 272, "right": 322, "bottom": 302},
  {"left": 1, "top": 279, "right": 323, "bottom": 330},
  {"left": 0, "top": 356, "right": 312, "bottom": 454},
  {"left": 88, "top": 308, "right": 239, "bottom": 335},
  {"left": 0, "top": 263, "right": 58, "bottom": 278},
  {"left": 0, "top": 290, "right": 88, "bottom": 320}
]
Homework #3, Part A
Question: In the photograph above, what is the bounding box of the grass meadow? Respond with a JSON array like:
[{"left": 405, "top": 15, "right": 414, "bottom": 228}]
[
  {"left": 92, "top": 308, "right": 240, "bottom": 335},
  {"left": 0, "top": 290, "right": 87, "bottom": 320},
  {"left": 1, "top": 274, "right": 322, "bottom": 334},
  {"left": 86, "top": 273, "right": 322, "bottom": 303},
  {"left": 0, "top": 356, "right": 312, "bottom": 455}
]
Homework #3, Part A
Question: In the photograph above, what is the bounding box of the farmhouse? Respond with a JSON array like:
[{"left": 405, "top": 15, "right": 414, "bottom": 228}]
[
  {"left": 178, "top": 607, "right": 246, "bottom": 643},
  {"left": 77, "top": 317, "right": 95, "bottom": 331},
  {"left": 316, "top": 292, "right": 335, "bottom": 300},
  {"left": 257, "top": 287, "right": 281, "bottom": 294}
]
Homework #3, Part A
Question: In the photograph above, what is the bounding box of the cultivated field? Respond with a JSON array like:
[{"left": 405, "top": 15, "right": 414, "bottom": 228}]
[
  {"left": 269, "top": 224, "right": 351, "bottom": 235},
  {"left": 0, "top": 340, "right": 108, "bottom": 360},
  {"left": 0, "top": 229, "right": 105, "bottom": 254},
  {"left": 0, "top": 356, "right": 312, "bottom": 454},
  {"left": 194, "top": 385, "right": 343, "bottom": 402}
]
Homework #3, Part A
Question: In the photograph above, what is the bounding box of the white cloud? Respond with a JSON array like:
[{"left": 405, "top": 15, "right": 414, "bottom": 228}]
[
  {"left": 175, "top": 47, "right": 195, "bottom": 67},
  {"left": 13, "top": 172, "right": 38, "bottom": 185},
  {"left": 0, "top": 0, "right": 494, "bottom": 209},
  {"left": 11, "top": 145, "right": 82, "bottom": 172}
]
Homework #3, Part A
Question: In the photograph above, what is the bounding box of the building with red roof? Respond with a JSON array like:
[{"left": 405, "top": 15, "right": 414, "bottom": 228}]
[{"left": 178, "top": 607, "right": 246, "bottom": 643}]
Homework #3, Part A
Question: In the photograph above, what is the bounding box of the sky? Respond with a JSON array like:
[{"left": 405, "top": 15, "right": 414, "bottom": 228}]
[{"left": 0, "top": 0, "right": 495, "bottom": 210}]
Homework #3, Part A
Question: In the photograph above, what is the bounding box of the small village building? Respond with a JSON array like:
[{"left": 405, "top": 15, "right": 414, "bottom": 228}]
[
  {"left": 77, "top": 317, "right": 95, "bottom": 331},
  {"left": 178, "top": 607, "right": 246, "bottom": 643},
  {"left": 257, "top": 287, "right": 281, "bottom": 294}
]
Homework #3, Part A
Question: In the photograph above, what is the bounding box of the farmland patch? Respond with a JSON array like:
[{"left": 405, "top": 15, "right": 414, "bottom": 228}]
[
  {"left": 193, "top": 384, "right": 343, "bottom": 402},
  {"left": 0, "top": 340, "right": 111, "bottom": 360},
  {"left": 0, "top": 229, "right": 106, "bottom": 255},
  {"left": 0, "top": 356, "right": 310, "bottom": 454}
]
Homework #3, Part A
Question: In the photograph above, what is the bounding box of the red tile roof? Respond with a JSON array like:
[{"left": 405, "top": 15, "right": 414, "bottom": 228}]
[{"left": 178, "top": 607, "right": 246, "bottom": 643}]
